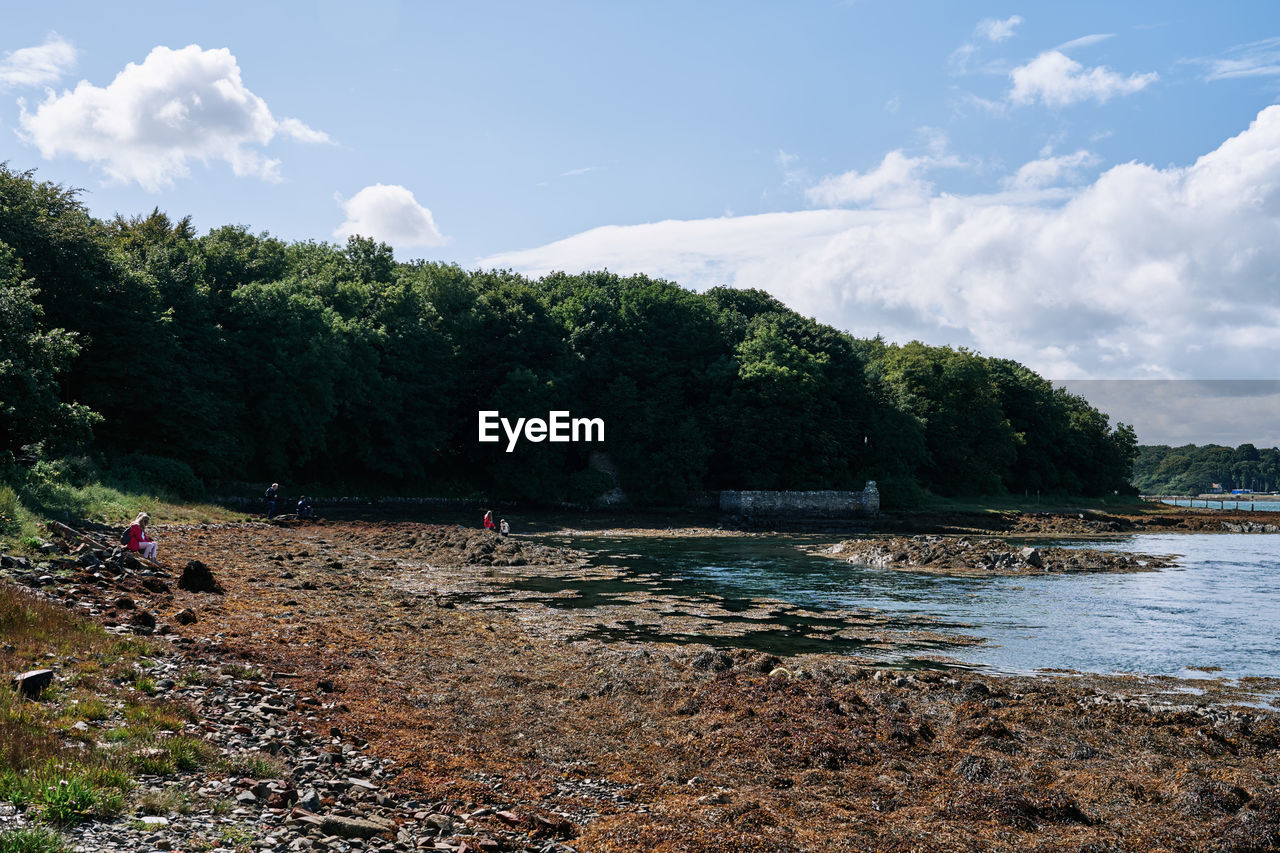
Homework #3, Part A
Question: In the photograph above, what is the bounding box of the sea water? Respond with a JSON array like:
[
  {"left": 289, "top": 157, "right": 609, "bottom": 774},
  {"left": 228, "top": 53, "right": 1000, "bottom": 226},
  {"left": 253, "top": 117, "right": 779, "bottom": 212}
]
[{"left": 525, "top": 532, "right": 1280, "bottom": 678}]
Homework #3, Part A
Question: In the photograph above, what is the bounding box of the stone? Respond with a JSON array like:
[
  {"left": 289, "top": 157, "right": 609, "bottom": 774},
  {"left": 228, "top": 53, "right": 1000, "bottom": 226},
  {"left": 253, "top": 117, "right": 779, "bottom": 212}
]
[
  {"left": 130, "top": 610, "right": 157, "bottom": 634},
  {"left": 319, "top": 814, "right": 396, "bottom": 839},
  {"left": 1020, "top": 547, "right": 1044, "bottom": 568},
  {"left": 13, "top": 668, "right": 54, "bottom": 699},
  {"left": 178, "top": 560, "right": 224, "bottom": 594}
]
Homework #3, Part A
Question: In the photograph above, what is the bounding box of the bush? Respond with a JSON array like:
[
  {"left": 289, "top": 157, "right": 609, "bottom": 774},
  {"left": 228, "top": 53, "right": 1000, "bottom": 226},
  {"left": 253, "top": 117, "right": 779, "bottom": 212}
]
[
  {"left": 16, "top": 461, "right": 87, "bottom": 519},
  {"left": 875, "top": 475, "right": 926, "bottom": 510},
  {"left": 0, "top": 486, "right": 19, "bottom": 536},
  {"left": 103, "top": 454, "right": 204, "bottom": 501}
]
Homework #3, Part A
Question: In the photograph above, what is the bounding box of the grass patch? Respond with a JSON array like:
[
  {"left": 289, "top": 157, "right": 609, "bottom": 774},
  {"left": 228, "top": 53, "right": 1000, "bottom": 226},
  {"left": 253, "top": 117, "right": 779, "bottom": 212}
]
[
  {"left": 0, "top": 581, "right": 212, "bottom": 831},
  {"left": 0, "top": 827, "right": 70, "bottom": 853},
  {"left": 218, "top": 663, "right": 263, "bottom": 681},
  {"left": 219, "top": 752, "right": 288, "bottom": 780},
  {"left": 138, "top": 786, "right": 193, "bottom": 816}
]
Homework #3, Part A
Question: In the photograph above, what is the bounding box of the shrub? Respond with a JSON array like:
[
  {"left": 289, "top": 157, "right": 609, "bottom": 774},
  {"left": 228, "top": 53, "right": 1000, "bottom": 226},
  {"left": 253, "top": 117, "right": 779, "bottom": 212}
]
[
  {"left": 103, "top": 455, "right": 205, "bottom": 501},
  {"left": 0, "top": 486, "right": 20, "bottom": 537}
]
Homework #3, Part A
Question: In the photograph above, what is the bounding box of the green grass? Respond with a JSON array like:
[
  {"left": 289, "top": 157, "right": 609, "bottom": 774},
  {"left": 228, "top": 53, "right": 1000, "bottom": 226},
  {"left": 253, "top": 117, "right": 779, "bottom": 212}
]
[
  {"left": 0, "top": 583, "right": 217, "bottom": 831},
  {"left": 0, "top": 460, "right": 243, "bottom": 555},
  {"left": 0, "top": 827, "right": 70, "bottom": 853},
  {"left": 219, "top": 752, "right": 288, "bottom": 780},
  {"left": 138, "top": 787, "right": 193, "bottom": 816}
]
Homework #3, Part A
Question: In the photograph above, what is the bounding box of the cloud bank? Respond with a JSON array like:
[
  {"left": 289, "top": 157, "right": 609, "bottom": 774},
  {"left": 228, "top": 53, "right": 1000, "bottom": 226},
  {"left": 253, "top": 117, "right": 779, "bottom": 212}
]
[
  {"left": 482, "top": 105, "right": 1280, "bottom": 381},
  {"left": 18, "top": 44, "right": 329, "bottom": 190},
  {"left": 334, "top": 183, "right": 445, "bottom": 249}
]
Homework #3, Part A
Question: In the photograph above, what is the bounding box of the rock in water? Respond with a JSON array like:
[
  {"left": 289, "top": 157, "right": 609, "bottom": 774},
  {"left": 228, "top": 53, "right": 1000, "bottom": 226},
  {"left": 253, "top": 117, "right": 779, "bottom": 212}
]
[{"left": 178, "top": 560, "right": 224, "bottom": 594}]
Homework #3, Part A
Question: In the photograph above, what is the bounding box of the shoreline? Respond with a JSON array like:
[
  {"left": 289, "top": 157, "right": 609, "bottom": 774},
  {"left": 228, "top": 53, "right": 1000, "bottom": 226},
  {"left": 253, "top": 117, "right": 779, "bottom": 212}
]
[{"left": 2, "top": 517, "right": 1278, "bottom": 852}]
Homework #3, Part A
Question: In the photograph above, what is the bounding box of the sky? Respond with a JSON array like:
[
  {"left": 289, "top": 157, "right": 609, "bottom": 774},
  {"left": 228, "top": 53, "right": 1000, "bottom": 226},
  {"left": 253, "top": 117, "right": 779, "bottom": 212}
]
[{"left": 4, "top": 2, "right": 1280, "bottom": 442}]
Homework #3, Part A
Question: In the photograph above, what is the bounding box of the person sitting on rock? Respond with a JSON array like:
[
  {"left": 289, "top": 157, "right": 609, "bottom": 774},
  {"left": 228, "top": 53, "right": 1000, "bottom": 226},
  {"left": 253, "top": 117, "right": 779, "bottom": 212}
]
[
  {"left": 483, "top": 510, "right": 496, "bottom": 531},
  {"left": 127, "top": 512, "right": 159, "bottom": 561},
  {"left": 297, "top": 496, "right": 313, "bottom": 519}
]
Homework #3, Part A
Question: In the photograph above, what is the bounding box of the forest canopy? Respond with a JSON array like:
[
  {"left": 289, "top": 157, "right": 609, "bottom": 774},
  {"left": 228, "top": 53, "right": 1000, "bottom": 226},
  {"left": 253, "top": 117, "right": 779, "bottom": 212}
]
[
  {"left": 1132, "top": 443, "right": 1280, "bottom": 496},
  {"left": 0, "top": 164, "right": 1138, "bottom": 507}
]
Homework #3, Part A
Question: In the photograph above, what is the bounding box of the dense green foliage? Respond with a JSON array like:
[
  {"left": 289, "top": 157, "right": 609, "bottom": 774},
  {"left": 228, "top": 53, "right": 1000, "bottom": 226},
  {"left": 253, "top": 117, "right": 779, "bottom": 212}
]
[
  {"left": 0, "top": 164, "right": 1138, "bottom": 506},
  {"left": 1132, "top": 443, "right": 1280, "bottom": 495}
]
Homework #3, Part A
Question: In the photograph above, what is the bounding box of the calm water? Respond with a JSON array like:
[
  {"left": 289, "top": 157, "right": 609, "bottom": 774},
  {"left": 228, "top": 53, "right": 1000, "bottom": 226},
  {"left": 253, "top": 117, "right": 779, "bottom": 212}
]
[{"left": 527, "top": 533, "right": 1280, "bottom": 678}]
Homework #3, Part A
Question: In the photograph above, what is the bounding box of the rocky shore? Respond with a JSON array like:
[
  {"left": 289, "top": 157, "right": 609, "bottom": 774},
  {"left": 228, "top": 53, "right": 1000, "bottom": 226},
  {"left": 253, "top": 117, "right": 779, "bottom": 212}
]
[
  {"left": 2, "top": 519, "right": 1278, "bottom": 852},
  {"left": 820, "top": 534, "right": 1178, "bottom": 576}
]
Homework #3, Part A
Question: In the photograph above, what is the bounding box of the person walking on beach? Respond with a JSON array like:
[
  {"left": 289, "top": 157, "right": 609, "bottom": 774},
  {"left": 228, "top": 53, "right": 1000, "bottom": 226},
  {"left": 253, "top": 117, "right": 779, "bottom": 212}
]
[
  {"left": 483, "top": 510, "right": 496, "bottom": 531},
  {"left": 265, "top": 482, "right": 279, "bottom": 518},
  {"left": 126, "top": 512, "right": 159, "bottom": 561}
]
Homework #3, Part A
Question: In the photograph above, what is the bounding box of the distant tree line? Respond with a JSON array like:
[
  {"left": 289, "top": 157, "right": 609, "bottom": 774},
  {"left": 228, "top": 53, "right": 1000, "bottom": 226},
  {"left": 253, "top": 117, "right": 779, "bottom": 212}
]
[
  {"left": 0, "top": 164, "right": 1138, "bottom": 506},
  {"left": 1132, "top": 443, "right": 1280, "bottom": 495}
]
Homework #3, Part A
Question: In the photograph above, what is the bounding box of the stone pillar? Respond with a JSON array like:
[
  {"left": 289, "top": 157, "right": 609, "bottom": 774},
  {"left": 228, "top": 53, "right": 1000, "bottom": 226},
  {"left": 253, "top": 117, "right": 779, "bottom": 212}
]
[{"left": 862, "top": 480, "right": 880, "bottom": 514}]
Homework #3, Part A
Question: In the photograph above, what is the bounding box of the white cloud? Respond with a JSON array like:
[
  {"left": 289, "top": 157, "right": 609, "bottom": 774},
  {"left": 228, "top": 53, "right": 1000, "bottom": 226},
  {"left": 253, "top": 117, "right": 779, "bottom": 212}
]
[
  {"left": 1200, "top": 36, "right": 1280, "bottom": 80},
  {"left": 0, "top": 34, "right": 76, "bottom": 89},
  {"left": 481, "top": 105, "right": 1280, "bottom": 381},
  {"left": 806, "top": 141, "right": 963, "bottom": 208},
  {"left": 1005, "top": 149, "right": 1100, "bottom": 190},
  {"left": 976, "top": 15, "right": 1022, "bottom": 43},
  {"left": 1009, "top": 50, "right": 1158, "bottom": 106},
  {"left": 334, "top": 183, "right": 445, "bottom": 249},
  {"left": 1054, "top": 33, "right": 1115, "bottom": 52},
  {"left": 18, "top": 44, "right": 330, "bottom": 191}
]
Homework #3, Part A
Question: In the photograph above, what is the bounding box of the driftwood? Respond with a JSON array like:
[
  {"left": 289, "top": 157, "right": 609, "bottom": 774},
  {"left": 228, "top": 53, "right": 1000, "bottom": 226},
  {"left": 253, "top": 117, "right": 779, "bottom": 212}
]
[{"left": 48, "top": 520, "right": 165, "bottom": 570}]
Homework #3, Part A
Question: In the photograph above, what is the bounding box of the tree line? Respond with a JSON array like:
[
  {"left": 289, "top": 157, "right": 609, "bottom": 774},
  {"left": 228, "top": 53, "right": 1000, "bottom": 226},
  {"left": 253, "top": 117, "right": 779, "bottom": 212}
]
[
  {"left": 0, "top": 164, "right": 1138, "bottom": 507},
  {"left": 1132, "top": 443, "right": 1280, "bottom": 495}
]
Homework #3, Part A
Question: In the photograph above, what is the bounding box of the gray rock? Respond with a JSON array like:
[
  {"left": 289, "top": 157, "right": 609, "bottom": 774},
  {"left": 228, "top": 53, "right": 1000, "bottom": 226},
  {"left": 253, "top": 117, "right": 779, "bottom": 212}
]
[
  {"left": 13, "top": 668, "right": 54, "bottom": 699},
  {"left": 319, "top": 814, "right": 396, "bottom": 839}
]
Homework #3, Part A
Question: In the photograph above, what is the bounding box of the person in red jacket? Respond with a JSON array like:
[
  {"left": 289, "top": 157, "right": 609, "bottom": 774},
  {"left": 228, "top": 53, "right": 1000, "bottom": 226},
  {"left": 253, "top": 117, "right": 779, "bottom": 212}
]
[
  {"left": 483, "top": 510, "right": 496, "bottom": 531},
  {"left": 127, "top": 512, "right": 159, "bottom": 561}
]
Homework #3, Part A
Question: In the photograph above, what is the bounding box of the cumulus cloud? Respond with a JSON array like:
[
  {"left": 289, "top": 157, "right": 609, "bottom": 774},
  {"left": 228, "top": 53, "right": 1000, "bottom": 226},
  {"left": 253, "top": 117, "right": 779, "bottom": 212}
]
[
  {"left": 1005, "top": 149, "right": 1100, "bottom": 190},
  {"left": 0, "top": 34, "right": 76, "bottom": 89},
  {"left": 1009, "top": 50, "right": 1158, "bottom": 106},
  {"left": 976, "top": 15, "right": 1022, "bottom": 43},
  {"left": 806, "top": 137, "right": 964, "bottom": 208},
  {"left": 18, "top": 44, "right": 330, "bottom": 190},
  {"left": 334, "top": 184, "right": 445, "bottom": 249},
  {"left": 482, "top": 105, "right": 1280, "bottom": 381}
]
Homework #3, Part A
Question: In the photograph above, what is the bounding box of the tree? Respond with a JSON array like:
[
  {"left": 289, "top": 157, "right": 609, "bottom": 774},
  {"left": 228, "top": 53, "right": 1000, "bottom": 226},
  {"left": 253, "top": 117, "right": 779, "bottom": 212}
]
[{"left": 0, "top": 243, "right": 98, "bottom": 454}]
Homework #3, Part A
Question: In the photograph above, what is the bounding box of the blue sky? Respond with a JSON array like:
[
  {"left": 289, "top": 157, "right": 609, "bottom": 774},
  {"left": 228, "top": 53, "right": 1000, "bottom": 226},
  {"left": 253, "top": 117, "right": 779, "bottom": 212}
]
[{"left": 4, "top": 1, "right": 1280, "bottom": 389}]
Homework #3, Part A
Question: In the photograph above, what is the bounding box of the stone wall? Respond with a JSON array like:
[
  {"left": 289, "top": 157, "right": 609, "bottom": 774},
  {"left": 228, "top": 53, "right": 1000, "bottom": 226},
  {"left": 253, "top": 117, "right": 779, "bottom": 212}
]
[{"left": 719, "top": 481, "right": 879, "bottom": 518}]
